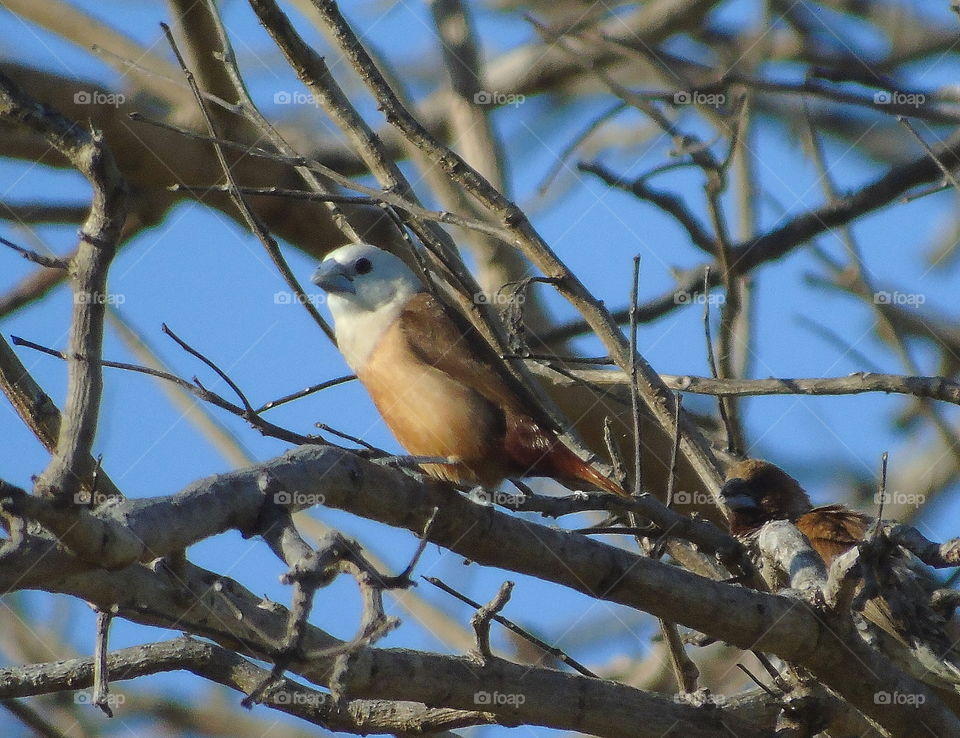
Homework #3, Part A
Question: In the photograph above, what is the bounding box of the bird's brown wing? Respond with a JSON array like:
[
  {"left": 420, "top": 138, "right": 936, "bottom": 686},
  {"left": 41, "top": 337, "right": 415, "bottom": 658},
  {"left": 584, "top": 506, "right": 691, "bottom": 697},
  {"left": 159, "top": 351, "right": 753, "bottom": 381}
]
[
  {"left": 798, "top": 505, "right": 916, "bottom": 647},
  {"left": 395, "top": 293, "right": 627, "bottom": 495},
  {"left": 797, "top": 504, "right": 869, "bottom": 566},
  {"left": 396, "top": 292, "right": 544, "bottom": 416}
]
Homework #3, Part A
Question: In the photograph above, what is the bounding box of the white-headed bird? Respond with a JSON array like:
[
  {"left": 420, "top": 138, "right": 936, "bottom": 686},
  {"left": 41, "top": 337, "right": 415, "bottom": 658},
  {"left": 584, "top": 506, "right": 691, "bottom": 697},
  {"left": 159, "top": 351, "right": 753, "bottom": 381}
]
[{"left": 312, "top": 243, "right": 627, "bottom": 496}]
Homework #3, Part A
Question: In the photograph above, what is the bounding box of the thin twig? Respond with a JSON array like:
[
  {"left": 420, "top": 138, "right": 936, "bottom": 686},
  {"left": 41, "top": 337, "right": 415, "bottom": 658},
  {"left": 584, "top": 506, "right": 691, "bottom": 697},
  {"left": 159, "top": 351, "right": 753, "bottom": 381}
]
[
  {"left": 158, "top": 22, "right": 335, "bottom": 343},
  {"left": 129, "top": 112, "right": 521, "bottom": 244},
  {"left": 573, "top": 525, "right": 658, "bottom": 536},
  {"left": 702, "top": 268, "right": 736, "bottom": 455},
  {"left": 423, "top": 576, "right": 598, "bottom": 678},
  {"left": 665, "top": 394, "right": 683, "bottom": 509},
  {"left": 629, "top": 254, "right": 642, "bottom": 493},
  {"left": 538, "top": 102, "right": 626, "bottom": 194},
  {"left": 736, "top": 663, "right": 781, "bottom": 699},
  {"left": 578, "top": 161, "right": 715, "bottom": 254},
  {"left": 168, "top": 184, "right": 377, "bottom": 205},
  {"left": 0, "top": 236, "right": 68, "bottom": 269},
  {"left": 874, "top": 451, "right": 889, "bottom": 535},
  {"left": 898, "top": 117, "right": 960, "bottom": 194},
  {"left": 1, "top": 335, "right": 124, "bottom": 500},
  {"left": 161, "top": 324, "right": 254, "bottom": 414},
  {"left": 396, "top": 508, "right": 439, "bottom": 580},
  {"left": 12, "top": 334, "right": 318, "bottom": 446},
  {"left": 0, "top": 201, "right": 88, "bottom": 226},
  {"left": 256, "top": 375, "right": 355, "bottom": 413},
  {"left": 551, "top": 367, "right": 960, "bottom": 406},
  {"left": 315, "top": 424, "right": 380, "bottom": 451}
]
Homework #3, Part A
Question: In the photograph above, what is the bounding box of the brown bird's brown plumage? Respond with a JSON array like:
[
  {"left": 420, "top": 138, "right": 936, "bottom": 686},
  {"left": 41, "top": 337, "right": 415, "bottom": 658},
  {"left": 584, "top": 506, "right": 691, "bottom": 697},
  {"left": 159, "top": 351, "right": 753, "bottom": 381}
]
[
  {"left": 313, "top": 244, "right": 627, "bottom": 497},
  {"left": 721, "top": 458, "right": 960, "bottom": 700},
  {"left": 720, "top": 458, "right": 871, "bottom": 568}
]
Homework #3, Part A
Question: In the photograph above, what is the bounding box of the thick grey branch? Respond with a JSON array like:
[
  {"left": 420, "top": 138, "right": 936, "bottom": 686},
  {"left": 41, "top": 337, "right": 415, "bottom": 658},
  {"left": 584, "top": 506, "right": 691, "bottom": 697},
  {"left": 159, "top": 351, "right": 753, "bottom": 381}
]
[
  {"left": 0, "top": 636, "right": 492, "bottom": 734},
  {"left": 2, "top": 445, "right": 955, "bottom": 734},
  {"left": 0, "top": 537, "right": 766, "bottom": 738}
]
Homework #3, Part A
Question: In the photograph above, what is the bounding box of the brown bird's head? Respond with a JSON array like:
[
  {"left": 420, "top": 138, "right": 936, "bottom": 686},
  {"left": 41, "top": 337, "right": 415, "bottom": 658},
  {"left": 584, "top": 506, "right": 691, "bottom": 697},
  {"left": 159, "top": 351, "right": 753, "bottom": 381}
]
[{"left": 721, "top": 459, "right": 813, "bottom": 537}]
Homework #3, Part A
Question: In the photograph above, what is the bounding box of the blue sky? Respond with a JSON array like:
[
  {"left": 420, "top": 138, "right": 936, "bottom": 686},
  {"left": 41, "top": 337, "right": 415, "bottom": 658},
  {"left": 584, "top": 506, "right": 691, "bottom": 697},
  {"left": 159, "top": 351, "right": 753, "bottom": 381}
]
[{"left": 2, "top": 1, "right": 959, "bottom": 735}]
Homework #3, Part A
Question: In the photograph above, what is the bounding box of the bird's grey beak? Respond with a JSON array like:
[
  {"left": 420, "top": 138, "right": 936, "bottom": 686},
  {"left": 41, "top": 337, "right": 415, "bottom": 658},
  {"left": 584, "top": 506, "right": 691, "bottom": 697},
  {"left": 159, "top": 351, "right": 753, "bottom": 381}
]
[
  {"left": 312, "top": 261, "right": 355, "bottom": 295},
  {"left": 719, "top": 478, "right": 758, "bottom": 511}
]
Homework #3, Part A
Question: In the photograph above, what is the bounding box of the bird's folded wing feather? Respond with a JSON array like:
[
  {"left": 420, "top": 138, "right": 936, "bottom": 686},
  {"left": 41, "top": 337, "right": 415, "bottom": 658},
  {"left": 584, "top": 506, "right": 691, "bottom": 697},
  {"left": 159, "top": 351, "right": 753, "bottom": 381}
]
[
  {"left": 798, "top": 504, "right": 869, "bottom": 564},
  {"left": 396, "top": 292, "right": 541, "bottom": 415},
  {"left": 394, "top": 292, "right": 626, "bottom": 493}
]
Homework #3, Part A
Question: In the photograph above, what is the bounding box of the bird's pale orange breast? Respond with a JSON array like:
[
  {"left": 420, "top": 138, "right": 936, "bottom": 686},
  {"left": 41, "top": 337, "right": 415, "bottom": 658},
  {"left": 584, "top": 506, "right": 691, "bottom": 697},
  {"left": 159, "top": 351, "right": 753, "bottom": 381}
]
[{"left": 357, "top": 317, "right": 507, "bottom": 485}]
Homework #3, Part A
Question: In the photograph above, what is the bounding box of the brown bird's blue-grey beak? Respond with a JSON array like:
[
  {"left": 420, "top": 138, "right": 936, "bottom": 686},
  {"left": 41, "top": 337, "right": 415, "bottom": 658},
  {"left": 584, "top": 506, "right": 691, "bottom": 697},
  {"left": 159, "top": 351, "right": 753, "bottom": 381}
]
[
  {"left": 312, "top": 260, "right": 356, "bottom": 294},
  {"left": 719, "top": 477, "right": 759, "bottom": 512}
]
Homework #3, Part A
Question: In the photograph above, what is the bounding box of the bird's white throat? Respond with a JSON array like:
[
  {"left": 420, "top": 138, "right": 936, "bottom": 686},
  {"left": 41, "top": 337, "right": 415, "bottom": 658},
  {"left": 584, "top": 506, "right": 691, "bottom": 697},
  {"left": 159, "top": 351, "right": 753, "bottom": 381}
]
[{"left": 328, "top": 287, "right": 417, "bottom": 370}]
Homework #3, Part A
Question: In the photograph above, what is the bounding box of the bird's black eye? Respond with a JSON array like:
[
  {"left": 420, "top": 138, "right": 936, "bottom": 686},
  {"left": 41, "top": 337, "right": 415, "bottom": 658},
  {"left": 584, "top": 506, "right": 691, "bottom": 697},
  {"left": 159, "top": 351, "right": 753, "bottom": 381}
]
[{"left": 354, "top": 257, "right": 372, "bottom": 275}]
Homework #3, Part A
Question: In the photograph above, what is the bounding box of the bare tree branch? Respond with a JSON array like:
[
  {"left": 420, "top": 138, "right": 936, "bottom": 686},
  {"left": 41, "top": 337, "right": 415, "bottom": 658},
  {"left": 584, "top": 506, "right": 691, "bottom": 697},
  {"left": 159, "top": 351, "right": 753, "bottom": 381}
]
[{"left": 0, "top": 70, "right": 127, "bottom": 502}]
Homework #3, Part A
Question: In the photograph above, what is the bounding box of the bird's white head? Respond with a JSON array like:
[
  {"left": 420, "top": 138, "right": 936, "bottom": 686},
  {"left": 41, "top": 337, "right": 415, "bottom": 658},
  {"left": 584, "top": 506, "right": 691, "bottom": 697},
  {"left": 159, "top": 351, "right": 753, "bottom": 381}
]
[{"left": 312, "top": 243, "right": 423, "bottom": 369}]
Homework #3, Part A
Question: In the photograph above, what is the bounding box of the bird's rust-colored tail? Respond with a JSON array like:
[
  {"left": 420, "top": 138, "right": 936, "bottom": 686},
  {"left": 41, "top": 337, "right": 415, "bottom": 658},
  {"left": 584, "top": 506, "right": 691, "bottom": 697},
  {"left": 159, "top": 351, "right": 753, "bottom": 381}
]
[
  {"left": 548, "top": 444, "right": 631, "bottom": 497},
  {"left": 577, "top": 461, "right": 631, "bottom": 497}
]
